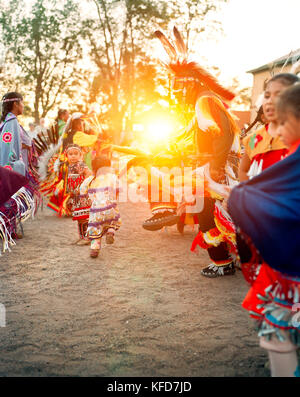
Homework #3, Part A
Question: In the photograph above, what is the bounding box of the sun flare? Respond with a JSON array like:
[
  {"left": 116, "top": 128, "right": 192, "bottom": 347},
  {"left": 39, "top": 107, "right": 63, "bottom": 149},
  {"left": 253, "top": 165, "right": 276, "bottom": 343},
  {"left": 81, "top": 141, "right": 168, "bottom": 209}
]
[{"left": 146, "top": 120, "right": 174, "bottom": 143}]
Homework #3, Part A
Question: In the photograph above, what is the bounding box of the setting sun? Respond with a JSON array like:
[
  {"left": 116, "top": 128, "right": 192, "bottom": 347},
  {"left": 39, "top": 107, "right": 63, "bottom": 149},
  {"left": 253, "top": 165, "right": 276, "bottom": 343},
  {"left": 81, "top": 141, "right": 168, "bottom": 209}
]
[{"left": 146, "top": 119, "right": 174, "bottom": 143}]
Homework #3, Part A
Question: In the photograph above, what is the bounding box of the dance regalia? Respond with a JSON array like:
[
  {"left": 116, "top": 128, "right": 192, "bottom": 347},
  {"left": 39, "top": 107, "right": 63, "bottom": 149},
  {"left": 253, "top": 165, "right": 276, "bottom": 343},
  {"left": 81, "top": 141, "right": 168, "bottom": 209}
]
[
  {"left": 139, "top": 28, "right": 241, "bottom": 258},
  {"left": 45, "top": 160, "right": 70, "bottom": 216},
  {"left": 243, "top": 124, "right": 288, "bottom": 178},
  {"left": 228, "top": 142, "right": 300, "bottom": 346},
  {"left": 80, "top": 173, "right": 121, "bottom": 240},
  {"left": 0, "top": 113, "right": 40, "bottom": 252},
  {"left": 66, "top": 161, "right": 91, "bottom": 221},
  {"left": 189, "top": 93, "right": 241, "bottom": 267},
  {"left": 40, "top": 125, "right": 97, "bottom": 216},
  {"left": 58, "top": 119, "right": 66, "bottom": 136},
  {"left": 0, "top": 113, "right": 25, "bottom": 175}
]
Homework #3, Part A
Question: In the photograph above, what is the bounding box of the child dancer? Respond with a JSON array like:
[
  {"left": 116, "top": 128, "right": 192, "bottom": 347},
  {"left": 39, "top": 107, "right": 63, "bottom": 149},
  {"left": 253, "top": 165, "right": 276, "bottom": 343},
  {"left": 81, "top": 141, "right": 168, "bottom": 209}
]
[
  {"left": 80, "top": 155, "right": 121, "bottom": 258},
  {"left": 228, "top": 83, "right": 300, "bottom": 377},
  {"left": 239, "top": 73, "right": 299, "bottom": 181},
  {"left": 65, "top": 144, "right": 92, "bottom": 245}
]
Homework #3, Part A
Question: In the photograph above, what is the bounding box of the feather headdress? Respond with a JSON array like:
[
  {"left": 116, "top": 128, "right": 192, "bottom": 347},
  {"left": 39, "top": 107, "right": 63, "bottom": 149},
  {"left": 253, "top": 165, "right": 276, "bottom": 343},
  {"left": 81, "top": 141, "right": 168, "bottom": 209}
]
[{"left": 154, "top": 26, "right": 235, "bottom": 101}]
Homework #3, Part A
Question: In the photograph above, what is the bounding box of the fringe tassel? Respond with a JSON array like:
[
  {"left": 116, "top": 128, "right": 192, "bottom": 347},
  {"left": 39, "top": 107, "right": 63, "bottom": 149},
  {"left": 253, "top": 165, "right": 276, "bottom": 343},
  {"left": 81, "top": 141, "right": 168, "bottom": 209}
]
[
  {"left": 0, "top": 212, "right": 16, "bottom": 255},
  {"left": 0, "top": 184, "right": 40, "bottom": 255}
]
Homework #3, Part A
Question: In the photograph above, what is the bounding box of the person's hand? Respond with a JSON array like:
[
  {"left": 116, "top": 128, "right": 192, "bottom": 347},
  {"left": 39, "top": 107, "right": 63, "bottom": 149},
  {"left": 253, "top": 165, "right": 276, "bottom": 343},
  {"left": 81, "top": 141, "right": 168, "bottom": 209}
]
[
  {"left": 222, "top": 197, "right": 229, "bottom": 212},
  {"left": 222, "top": 185, "right": 232, "bottom": 200}
]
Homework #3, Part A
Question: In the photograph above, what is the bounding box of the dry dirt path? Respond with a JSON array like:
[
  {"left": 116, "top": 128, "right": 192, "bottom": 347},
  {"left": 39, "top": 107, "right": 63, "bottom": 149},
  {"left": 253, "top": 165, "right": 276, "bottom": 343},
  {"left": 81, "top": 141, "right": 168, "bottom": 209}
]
[{"left": 0, "top": 201, "right": 269, "bottom": 376}]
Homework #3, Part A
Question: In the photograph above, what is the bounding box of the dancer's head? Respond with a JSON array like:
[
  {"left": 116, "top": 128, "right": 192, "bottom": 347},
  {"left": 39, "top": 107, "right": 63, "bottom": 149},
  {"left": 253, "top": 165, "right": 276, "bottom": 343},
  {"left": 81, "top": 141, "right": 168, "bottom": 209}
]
[
  {"left": 71, "top": 117, "right": 84, "bottom": 132},
  {"left": 1, "top": 92, "right": 24, "bottom": 122},
  {"left": 57, "top": 109, "right": 69, "bottom": 122},
  {"left": 154, "top": 27, "right": 235, "bottom": 107},
  {"left": 263, "top": 73, "right": 299, "bottom": 123},
  {"left": 92, "top": 155, "right": 111, "bottom": 175},
  {"left": 65, "top": 144, "right": 82, "bottom": 164},
  {"left": 277, "top": 83, "right": 300, "bottom": 147},
  {"left": 170, "top": 62, "right": 235, "bottom": 107}
]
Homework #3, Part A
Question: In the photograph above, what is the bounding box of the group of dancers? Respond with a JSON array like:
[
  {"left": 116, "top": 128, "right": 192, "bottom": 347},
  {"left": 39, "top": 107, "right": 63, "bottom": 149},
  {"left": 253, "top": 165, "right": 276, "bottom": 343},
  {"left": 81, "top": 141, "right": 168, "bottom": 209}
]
[{"left": 0, "top": 25, "right": 300, "bottom": 377}]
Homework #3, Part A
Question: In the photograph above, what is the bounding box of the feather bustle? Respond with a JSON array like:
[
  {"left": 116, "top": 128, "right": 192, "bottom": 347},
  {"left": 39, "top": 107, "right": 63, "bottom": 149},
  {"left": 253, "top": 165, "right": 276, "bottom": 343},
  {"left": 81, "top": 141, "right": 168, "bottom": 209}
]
[
  {"left": 169, "top": 61, "right": 235, "bottom": 101},
  {"left": 173, "top": 26, "right": 187, "bottom": 58},
  {"left": 154, "top": 30, "right": 177, "bottom": 61}
]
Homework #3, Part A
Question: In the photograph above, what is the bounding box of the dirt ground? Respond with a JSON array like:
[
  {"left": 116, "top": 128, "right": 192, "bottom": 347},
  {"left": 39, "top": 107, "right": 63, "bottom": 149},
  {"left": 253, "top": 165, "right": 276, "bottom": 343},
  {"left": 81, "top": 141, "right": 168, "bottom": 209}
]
[{"left": 0, "top": 200, "right": 269, "bottom": 377}]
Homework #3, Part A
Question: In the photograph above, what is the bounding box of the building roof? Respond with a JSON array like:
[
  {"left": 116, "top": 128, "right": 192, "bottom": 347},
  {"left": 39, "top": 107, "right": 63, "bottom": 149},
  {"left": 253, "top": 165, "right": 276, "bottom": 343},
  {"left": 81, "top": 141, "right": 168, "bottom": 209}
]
[{"left": 247, "top": 48, "right": 300, "bottom": 74}]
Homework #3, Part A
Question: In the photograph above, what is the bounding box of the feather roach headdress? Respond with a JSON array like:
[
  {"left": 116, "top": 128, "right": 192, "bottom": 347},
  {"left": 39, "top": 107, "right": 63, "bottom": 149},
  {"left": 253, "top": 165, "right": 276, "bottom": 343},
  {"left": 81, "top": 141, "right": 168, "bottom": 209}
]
[{"left": 154, "top": 26, "right": 235, "bottom": 101}]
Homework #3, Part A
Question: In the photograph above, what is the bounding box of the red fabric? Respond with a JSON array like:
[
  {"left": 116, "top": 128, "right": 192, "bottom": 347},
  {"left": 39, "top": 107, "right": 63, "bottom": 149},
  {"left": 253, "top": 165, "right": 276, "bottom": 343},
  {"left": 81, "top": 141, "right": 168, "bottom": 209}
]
[
  {"left": 47, "top": 190, "right": 67, "bottom": 213},
  {"left": 190, "top": 230, "right": 211, "bottom": 251},
  {"left": 287, "top": 139, "right": 300, "bottom": 156},
  {"left": 254, "top": 134, "right": 263, "bottom": 147},
  {"left": 72, "top": 206, "right": 90, "bottom": 221},
  {"left": 242, "top": 262, "right": 300, "bottom": 319},
  {"left": 251, "top": 148, "right": 288, "bottom": 171},
  {"left": 0, "top": 166, "right": 28, "bottom": 206}
]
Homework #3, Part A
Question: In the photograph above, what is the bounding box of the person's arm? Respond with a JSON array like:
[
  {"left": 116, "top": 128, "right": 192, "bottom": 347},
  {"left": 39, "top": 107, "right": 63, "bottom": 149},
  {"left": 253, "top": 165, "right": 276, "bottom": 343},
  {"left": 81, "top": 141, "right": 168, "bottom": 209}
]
[
  {"left": 79, "top": 176, "right": 93, "bottom": 195},
  {"left": 195, "top": 96, "right": 221, "bottom": 135},
  {"left": 84, "top": 166, "right": 93, "bottom": 177},
  {"left": 238, "top": 152, "right": 251, "bottom": 182},
  {"left": 0, "top": 118, "right": 25, "bottom": 175},
  {"left": 196, "top": 96, "right": 234, "bottom": 182}
]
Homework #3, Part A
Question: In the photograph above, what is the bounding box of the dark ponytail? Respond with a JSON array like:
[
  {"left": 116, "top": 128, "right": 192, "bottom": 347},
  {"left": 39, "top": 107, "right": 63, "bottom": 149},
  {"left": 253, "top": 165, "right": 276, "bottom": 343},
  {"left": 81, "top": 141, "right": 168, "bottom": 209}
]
[
  {"left": 241, "top": 106, "right": 264, "bottom": 138},
  {"left": 1, "top": 92, "right": 23, "bottom": 122}
]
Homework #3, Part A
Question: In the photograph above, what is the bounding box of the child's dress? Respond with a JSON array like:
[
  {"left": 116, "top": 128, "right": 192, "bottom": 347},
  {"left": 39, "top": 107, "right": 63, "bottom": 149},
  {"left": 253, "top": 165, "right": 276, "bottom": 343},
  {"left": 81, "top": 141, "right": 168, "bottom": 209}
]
[
  {"left": 67, "top": 161, "right": 91, "bottom": 222},
  {"left": 80, "top": 172, "right": 121, "bottom": 241}
]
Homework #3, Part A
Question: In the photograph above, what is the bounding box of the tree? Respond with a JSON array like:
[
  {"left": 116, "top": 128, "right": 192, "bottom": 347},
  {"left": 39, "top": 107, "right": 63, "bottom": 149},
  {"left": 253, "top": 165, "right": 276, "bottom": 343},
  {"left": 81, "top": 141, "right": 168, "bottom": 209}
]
[
  {"left": 82, "top": 0, "right": 230, "bottom": 141},
  {"left": 82, "top": 0, "right": 169, "bottom": 141},
  {"left": 0, "top": 0, "right": 84, "bottom": 122},
  {"left": 167, "top": 0, "right": 228, "bottom": 53}
]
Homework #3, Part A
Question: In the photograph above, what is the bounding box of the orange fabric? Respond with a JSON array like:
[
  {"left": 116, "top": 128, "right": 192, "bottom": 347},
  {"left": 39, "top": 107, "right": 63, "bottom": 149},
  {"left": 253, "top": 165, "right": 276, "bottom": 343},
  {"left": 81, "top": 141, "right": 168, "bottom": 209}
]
[
  {"left": 243, "top": 125, "right": 287, "bottom": 161},
  {"left": 196, "top": 95, "right": 240, "bottom": 137},
  {"left": 287, "top": 139, "right": 300, "bottom": 156}
]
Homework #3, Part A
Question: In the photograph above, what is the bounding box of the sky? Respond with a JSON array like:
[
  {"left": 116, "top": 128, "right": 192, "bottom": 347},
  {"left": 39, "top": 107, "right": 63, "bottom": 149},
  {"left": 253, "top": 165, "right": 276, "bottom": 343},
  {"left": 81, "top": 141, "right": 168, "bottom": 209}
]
[
  {"left": 4, "top": 0, "right": 300, "bottom": 123},
  {"left": 4, "top": 0, "right": 299, "bottom": 90},
  {"left": 196, "top": 0, "right": 300, "bottom": 87}
]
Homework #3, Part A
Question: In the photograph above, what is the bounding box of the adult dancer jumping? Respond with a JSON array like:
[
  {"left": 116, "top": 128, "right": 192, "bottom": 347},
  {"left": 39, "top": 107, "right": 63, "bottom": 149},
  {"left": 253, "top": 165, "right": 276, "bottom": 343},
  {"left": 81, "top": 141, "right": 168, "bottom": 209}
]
[{"left": 151, "top": 27, "right": 240, "bottom": 277}]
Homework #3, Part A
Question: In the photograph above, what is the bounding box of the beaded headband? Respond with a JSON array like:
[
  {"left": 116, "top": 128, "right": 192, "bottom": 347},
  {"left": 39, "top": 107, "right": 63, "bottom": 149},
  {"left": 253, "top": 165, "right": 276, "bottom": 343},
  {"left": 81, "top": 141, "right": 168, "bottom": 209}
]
[
  {"left": 2, "top": 97, "right": 22, "bottom": 103},
  {"left": 65, "top": 144, "right": 82, "bottom": 153}
]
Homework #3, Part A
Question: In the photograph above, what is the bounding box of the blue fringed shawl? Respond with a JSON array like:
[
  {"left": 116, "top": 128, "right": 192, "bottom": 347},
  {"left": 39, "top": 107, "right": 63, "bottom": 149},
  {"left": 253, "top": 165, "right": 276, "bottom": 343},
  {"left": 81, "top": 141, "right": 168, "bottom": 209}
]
[{"left": 228, "top": 145, "right": 300, "bottom": 277}]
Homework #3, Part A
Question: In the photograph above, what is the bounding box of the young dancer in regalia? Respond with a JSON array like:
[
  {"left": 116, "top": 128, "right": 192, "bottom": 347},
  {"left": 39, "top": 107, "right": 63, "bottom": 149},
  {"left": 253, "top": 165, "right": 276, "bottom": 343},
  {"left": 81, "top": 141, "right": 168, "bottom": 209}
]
[
  {"left": 64, "top": 144, "right": 92, "bottom": 245},
  {"left": 239, "top": 73, "right": 299, "bottom": 181},
  {"left": 41, "top": 113, "right": 98, "bottom": 216},
  {"left": 80, "top": 155, "right": 121, "bottom": 258},
  {"left": 227, "top": 83, "right": 300, "bottom": 377},
  {"left": 0, "top": 92, "right": 39, "bottom": 243}
]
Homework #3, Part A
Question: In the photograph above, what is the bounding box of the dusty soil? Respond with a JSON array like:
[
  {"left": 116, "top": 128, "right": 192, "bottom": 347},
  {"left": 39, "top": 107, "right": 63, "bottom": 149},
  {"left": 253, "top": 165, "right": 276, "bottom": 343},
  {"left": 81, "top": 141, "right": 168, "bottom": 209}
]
[{"left": 0, "top": 201, "right": 269, "bottom": 376}]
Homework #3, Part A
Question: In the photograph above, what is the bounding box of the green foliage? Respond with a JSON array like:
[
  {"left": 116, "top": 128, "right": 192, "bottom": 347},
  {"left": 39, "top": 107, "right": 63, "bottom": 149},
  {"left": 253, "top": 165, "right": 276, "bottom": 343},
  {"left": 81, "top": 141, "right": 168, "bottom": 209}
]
[
  {"left": 0, "top": 0, "right": 232, "bottom": 131},
  {"left": 81, "top": 0, "right": 169, "bottom": 139},
  {"left": 82, "top": 0, "right": 229, "bottom": 141},
  {"left": 167, "top": 0, "right": 228, "bottom": 51},
  {"left": 0, "top": 0, "right": 84, "bottom": 122}
]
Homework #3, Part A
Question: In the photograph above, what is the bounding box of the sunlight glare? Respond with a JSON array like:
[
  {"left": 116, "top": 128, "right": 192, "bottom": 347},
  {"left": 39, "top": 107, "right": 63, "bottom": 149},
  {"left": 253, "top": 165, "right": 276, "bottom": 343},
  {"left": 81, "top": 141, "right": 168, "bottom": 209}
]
[{"left": 146, "top": 120, "right": 173, "bottom": 143}]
